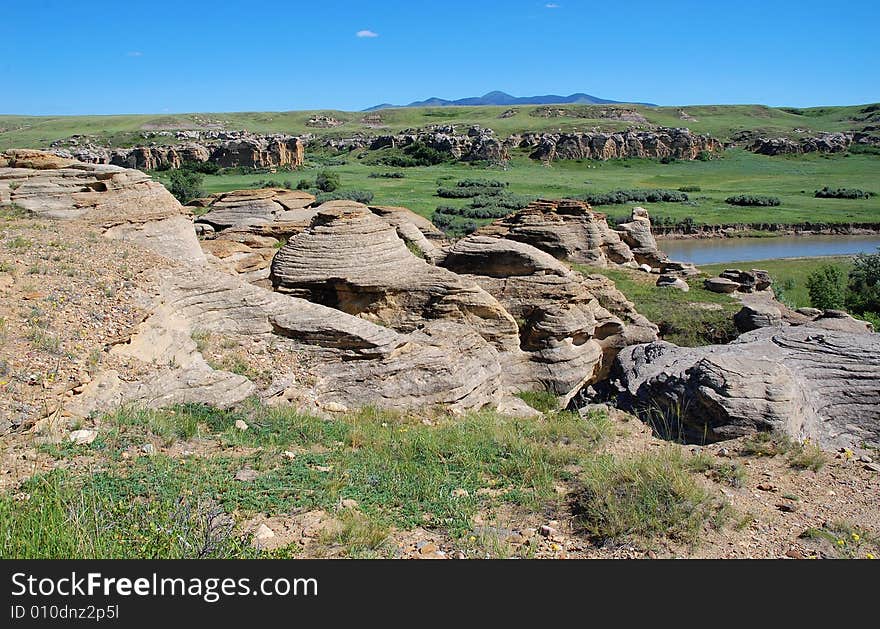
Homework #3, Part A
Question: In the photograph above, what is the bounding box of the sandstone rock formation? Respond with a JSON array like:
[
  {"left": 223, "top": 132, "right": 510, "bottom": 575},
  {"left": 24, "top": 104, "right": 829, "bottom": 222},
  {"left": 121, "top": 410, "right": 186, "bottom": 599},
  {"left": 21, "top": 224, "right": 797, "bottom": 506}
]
[
  {"left": 522, "top": 128, "right": 721, "bottom": 162},
  {"left": 595, "top": 326, "right": 880, "bottom": 449},
  {"left": 616, "top": 207, "right": 669, "bottom": 269},
  {"left": 440, "top": 235, "right": 657, "bottom": 400},
  {"left": 747, "top": 133, "right": 851, "bottom": 155},
  {"left": 194, "top": 188, "right": 316, "bottom": 233},
  {"left": 52, "top": 133, "right": 305, "bottom": 171},
  {"left": 474, "top": 199, "right": 638, "bottom": 267},
  {"left": 1, "top": 149, "right": 204, "bottom": 264},
  {"left": 270, "top": 201, "right": 520, "bottom": 348},
  {"left": 734, "top": 303, "right": 783, "bottom": 332},
  {"left": 704, "top": 269, "right": 773, "bottom": 294},
  {"left": 4, "top": 151, "right": 544, "bottom": 421}
]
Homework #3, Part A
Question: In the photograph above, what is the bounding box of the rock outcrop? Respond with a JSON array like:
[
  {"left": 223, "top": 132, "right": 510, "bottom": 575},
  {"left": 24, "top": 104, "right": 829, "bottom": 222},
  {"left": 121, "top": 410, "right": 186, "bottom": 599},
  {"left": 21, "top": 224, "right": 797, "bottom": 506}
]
[
  {"left": 0, "top": 149, "right": 204, "bottom": 264},
  {"left": 270, "top": 202, "right": 520, "bottom": 349},
  {"left": 5, "top": 151, "right": 548, "bottom": 421},
  {"left": 52, "top": 134, "right": 305, "bottom": 171},
  {"left": 522, "top": 128, "right": 721, "bottom": 162},
  {"left": 704, "top": 269, "right": 772, "bottom": 294},
  {"left": 594, "top": 326, "right": 880, "bottom": 449},
  {"left": 440, "top": 235, "right": 657, "bottom": 400},
  {"left": 194, "top": 188, "right": 316, "bottom": 234},
  {"left": 474, "top": 199, "right": 638, "bottom": 267},
  {"left": 746, "top": 133, "right": 851, "bottom": 156},
  {"left": 616, "top": 207, "right": 669, "bottom": 269}
]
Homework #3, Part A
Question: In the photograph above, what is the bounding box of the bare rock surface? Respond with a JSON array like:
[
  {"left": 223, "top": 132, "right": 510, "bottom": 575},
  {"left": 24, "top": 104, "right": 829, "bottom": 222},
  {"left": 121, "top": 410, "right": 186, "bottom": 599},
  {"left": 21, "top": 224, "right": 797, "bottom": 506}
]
[
  {"left": 596, "top": 326, "right": 880, "bottom": 449},
  {"left": 475, "top": 199, "right": 637, "bottom": 267},
  {"left": 442, "top": 235, "right": 657, "bottom": 403}
]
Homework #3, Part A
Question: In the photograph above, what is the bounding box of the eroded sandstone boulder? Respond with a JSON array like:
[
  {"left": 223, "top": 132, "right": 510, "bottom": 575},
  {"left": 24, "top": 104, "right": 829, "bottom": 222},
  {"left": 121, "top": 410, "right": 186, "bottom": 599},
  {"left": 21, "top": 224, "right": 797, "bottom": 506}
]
[
  {"left": 270, "top": 202, "right": 519, "bottom": 349},
  {"left": 475, "top": 199, "right": 637, "bottom": 267},
  {"left": 616, "top": 206, "right": 670, "bottom": 269},
  {"left": 595, "top": 326, "right": 880, "bottom": 448},
  {"left": 441, "top": 235, "right": 657, "bottom": 401}
]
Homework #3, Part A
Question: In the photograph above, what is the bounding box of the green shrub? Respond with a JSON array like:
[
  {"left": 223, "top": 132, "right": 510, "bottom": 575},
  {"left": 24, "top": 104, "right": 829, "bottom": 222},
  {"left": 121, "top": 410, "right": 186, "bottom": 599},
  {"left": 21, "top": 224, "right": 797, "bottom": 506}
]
[
  {"left": 814, "top": 186, "right": 874, "bottom": 199},
  {"left": 315, "top": 171, "right": 340, "bottom": 192},
  {"left": 845, "top": 251, "right": 880, "bottom": 316},
  {"left": 578, "top": 189, "right": 689, "bottom": 206},
  {"left": 806, "top": 264, "right": 846, "bottom": 309},
  {"left": 315, "top": 189, "right": 374, "bottom": 204},
  {"left": 678, "top": 185, "right": 702, "bottom": 192},
  {"left": 368, "top": 172, "right": 405, "bottom": 179},
  {"left": 168, "top": 169, "right": 204, "bottom": 203},
  {"left": 180, "top": 160, "right": 221, "bottom": 175},
  {"left": 725, "top": 195, "right": 781, "bottom": 207}
]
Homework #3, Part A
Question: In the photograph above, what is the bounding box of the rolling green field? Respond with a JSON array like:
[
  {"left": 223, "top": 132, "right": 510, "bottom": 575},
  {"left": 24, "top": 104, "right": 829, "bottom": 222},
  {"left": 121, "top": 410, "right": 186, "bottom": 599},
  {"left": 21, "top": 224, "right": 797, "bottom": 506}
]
[
  {"left": 153, "top": 149, "right": 880, "bottom": 226},
  {"left": 1, "top": 103, "right": 875, "bottom": 149}
]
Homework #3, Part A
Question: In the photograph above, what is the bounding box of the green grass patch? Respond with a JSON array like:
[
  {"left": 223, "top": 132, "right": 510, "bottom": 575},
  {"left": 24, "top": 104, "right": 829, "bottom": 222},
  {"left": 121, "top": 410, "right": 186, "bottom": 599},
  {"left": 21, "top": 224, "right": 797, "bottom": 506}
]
[
  {"left": 575, "top": 264, "right": 739, "bottom": 346},
  {"left": 516, "top": 390, "right": 560, "bottom": 413},
  {"left": 2, "top": 403, "right": 626, "bottom": 557},
  {"left": 571, "top": 448, "right": 729, "bottom": 544}
]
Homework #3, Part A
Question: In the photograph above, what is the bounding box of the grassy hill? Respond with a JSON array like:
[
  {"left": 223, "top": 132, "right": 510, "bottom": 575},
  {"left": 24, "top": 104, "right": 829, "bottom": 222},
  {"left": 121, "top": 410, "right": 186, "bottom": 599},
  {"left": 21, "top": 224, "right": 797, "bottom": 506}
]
[{"left": 1, "top": 103, "right": 877, "bottom": 150}]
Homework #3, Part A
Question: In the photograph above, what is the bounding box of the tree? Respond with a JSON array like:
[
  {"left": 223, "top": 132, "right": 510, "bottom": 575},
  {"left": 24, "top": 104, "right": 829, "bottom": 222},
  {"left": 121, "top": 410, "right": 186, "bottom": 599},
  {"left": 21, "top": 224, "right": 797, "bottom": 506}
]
[
  {"left": 168, "top": 169, "right": 204, "bottom": 204},
  {"left": 315, "top": 171, "right": 339, "bottom": 192},
  {"left": 806, "top": 264, "right": 846, "bottom": 310},
  {"left": 845, "top": 250, "right": 880, "bottom": 316}
]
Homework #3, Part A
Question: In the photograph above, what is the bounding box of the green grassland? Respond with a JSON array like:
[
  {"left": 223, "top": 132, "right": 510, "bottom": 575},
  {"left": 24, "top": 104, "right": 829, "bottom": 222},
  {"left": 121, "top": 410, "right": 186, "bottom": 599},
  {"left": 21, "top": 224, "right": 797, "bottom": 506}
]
[
  {"left": 1, "top": 103, "right": 875, "bottom": 149},
  {"left": 4, "top": 103, "right": 878, "bottom": 228},
  {"left": 155, "top": 149, "right": 880, "bottom": 226}
]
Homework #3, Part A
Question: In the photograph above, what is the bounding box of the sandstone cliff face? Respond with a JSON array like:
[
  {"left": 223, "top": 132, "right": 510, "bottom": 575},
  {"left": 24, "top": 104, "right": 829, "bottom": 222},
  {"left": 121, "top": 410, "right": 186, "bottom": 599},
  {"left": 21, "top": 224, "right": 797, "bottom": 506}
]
[
  {"left": 519, "top": 128, "right": 721, "bottom": 162},
  {"left": 53, "top": 135, "right": 305, "bottom": 171},
  {"left": 746, "top": 133, "right": 851, "bottom": 155}
]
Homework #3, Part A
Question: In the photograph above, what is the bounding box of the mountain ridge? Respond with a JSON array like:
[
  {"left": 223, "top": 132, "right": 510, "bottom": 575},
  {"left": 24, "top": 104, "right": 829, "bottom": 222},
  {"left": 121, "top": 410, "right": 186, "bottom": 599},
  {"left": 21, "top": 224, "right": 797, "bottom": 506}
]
[{"left": 364, "top": 90, "right": 656, "bottom": 111}]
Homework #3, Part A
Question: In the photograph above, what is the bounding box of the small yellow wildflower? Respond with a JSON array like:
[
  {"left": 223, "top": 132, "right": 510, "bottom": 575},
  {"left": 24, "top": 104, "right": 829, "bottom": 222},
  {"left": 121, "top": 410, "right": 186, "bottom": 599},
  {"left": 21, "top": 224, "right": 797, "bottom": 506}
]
[
  {"left": 469, "top": 536, "right": 476, "bottom": 543},
  {"left": 852, "top": 533, "right": 861, "bottom": 542},
  {"left": 837, "top": 539, "right": 845, "bottom": 546},
  {"left": 866, "top": 553, "right": 875, "bottom": 560}
]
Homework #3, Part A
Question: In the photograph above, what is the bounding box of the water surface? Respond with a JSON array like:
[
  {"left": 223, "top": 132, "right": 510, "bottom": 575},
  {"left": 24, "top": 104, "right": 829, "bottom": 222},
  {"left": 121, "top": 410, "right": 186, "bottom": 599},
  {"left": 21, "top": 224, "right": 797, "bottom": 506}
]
[{"left": 661, "top": 234, "right": 880, "bottom": 265}]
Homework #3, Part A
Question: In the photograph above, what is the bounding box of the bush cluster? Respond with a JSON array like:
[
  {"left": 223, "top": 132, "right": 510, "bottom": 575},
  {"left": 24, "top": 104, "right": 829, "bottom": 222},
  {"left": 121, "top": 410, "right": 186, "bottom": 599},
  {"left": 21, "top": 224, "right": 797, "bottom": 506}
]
[
  {"left": 578, "top": 189, "right": 689, "bottom": 206},
  {"left": 724, "top": 194, "right": 781, "bottom": 207},
  {"left": 814, "top": 186, "right": 875, "bottom": 199},
  {"left": 806, "top": 252, "right": 880, "bottom": 326},
  {"left": 315, "top": 189, "right": 374, "bottom": 204},
  {"left": 431, "top": 179, "right": 534, "bottom": 236},
  {"left": 368, "top": 172, "right": 405, "bottom": 179}
]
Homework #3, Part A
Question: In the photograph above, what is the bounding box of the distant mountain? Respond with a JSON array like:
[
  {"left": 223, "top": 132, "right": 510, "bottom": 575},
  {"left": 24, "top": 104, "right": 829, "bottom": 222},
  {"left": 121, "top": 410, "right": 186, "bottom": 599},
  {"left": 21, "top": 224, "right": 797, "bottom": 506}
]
[{"left": 364, "top": 90, "right": 655, "bottom": 111}]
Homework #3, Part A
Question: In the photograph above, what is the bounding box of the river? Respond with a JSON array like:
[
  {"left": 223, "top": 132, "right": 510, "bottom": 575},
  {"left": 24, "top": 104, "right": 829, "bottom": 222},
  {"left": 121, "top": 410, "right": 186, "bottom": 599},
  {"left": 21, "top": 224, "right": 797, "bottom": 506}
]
[{"left": 660, "top": 234, "right": 880, "bottom": 265}]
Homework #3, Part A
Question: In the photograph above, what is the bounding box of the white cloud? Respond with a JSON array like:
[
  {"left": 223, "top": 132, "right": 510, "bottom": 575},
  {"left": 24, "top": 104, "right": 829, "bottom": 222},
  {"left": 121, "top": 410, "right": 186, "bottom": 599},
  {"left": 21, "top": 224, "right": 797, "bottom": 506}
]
[
  {"left": 545, "top": 3, "right": 560, "bottom": 7},
  {"left": 126, "top": 51, "right": 143, "bottom": 57},
  {"left": 356, "top": 30, "right": 379, "bottom": 38}
]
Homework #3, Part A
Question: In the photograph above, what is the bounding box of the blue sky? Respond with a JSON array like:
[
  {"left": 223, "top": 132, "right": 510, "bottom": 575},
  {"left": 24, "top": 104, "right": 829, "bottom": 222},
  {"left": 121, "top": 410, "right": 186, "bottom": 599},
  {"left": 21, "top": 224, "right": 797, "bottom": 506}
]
[{"left": 1, "top": 0, "right": 877, "bottom": 114}]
